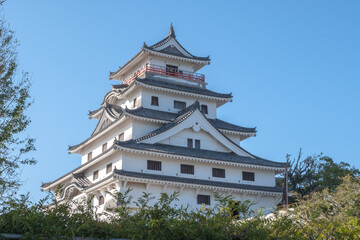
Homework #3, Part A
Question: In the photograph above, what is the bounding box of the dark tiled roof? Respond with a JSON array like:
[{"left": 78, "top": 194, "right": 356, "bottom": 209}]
[
  {"left": 114, "top": 169, "right": 283, "bottom": 193},
  {"left": 110, "top": 25, "right": 209, "bottom": 79},
  {"left": 73, "top": 173, "right": 92, "bottom": 188},
  {"left": 209, "top": 119, "right": 256, "bottom": 133},
  {"left": 125, "top": 107, "right": 178, "bottom": 121},
  {"left": 112, "top": 84, "right": 129, "bottom": 89},
  {"left": 43, "top": 146, "right": 116, "bottom": 188},
  {"left": 136, "top": 78, "right": 232, "bottom": 99},
  {"left": 125, "top": 106, "right": 255, "bottom": 133},
  {"left": 134, "top": 102, "right": 199, "bottom": 142},
  {"left": 115, "top": 141, "right": 286, "bottom": 168},
  {"left": 146, "top": 24, "right": 210, "bottom": 61},
  {"left": 144, "top": 47, "right": 210, "bottom": 61}
]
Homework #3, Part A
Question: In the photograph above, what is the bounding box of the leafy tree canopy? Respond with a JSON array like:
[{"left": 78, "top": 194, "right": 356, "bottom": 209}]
[
  {"left": 0, "top": 17, "right": 35, "bottom": 206},
  {"left": 287, "top": 149, "right": 359, "bottom": 198}
]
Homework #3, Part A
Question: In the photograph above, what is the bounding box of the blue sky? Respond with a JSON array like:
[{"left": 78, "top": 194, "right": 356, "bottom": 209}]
[{"left": 3, "top": 1, "right": 360, "bottom": 202}]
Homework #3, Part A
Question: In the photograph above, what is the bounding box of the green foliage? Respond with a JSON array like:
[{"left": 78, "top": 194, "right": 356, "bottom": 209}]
[
  {"left": 0, "top": 177, "right": 360, "bottom": 239},
  {"left": 287, "top": 149, "right": 359, "bottom": 199},
  {"left": 0, "top": 17, "right": 35, "bottom": 205}
]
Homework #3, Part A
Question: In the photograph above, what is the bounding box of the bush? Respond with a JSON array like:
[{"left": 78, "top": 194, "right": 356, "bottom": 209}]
[{"left": 0, "top": 176, "right": 359, "bottom": 239}]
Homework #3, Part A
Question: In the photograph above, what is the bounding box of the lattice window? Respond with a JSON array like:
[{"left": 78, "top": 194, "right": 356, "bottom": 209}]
[
  {"left": 93, "top": 170, "right": 98, "bottom": 180},
  {"left": 106, "top": 163, "right": 112, "bottom": 174},
  {"left": 147, "top": 160, "right": 162, "bottom": 171},
  {"left": 197, "top": 194, "right": 211, "bottom": 205},
  {"left": 242, "top": 171, "right": 255, "bottom": 181},
  {"left": 180, "top": 164, "right": 194, "bottom": 174},
  {"left": 151, "top": 96, "right": 159, "bottom": 106},
  {"left": 212, "top": 168, "right": 225, "bottom": 178},
  {"left": 174, "top": 100, "right": 186, "bottom": 110}
]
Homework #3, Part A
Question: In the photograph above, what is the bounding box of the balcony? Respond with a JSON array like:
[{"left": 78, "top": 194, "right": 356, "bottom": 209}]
[{"left": 125, "top": 64, "right": 205, "bottom": 84}]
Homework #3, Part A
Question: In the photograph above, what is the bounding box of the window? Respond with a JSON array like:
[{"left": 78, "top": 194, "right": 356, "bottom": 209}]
[
  {"left": 99, "top": 195, "right": 104, "bottom": 205},
  {"left": 133, "top": 98, "right": 137, "bottom": 108},
  {"left": 118, "top": 133, "right": 124, "bottom": 141},
  {"left": 174, "top": 100, "right": 186, "bottom": 110},
  {"left": 197, "top": 194, "right": 211, "bottom": 205},
  {"left": 151, "top": 96, "right": 159, "bottom": 106},
  {"left": 166, "top": 64, "right": 178, "bottom": 76},
  {"left": 187, "top": 138, "right": 193, "bottom": 148},
  {"left": 180, "top": 164, "right": 194, "bottom": 174},
  {"left": 195, "top": 139, "right": 201, "bottom": 149},
  {"left": 88, "top": 152, "right": 92, "bottom": 161},
  {"left": 242, "top": 171, "right": 255, "bottom": 181},
  {"left": 200, "top": 104, "right": 208, "bottom": 114},
  {"left": 212, "top": 168, "right": 225, "bottom": 178},
  {"left": 106, "top": 163, "right": 112, "bottom": 174},
  {"left": 93, "top": 170, "right": 99, "bottom": 180},
  {"left": 102, "top": 143, "right": 107, "bottom": 152},
  {"left": 147, "top": 160, "right": 162, "bottom": 171}
]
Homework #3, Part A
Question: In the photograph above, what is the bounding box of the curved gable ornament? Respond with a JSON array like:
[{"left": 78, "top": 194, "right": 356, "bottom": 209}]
[{"left": 192, "top": 122, "right": 201, "bottom": 132}]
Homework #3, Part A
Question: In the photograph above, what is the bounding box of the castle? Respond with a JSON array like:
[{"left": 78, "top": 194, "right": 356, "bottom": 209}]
[{"left": 42, "top": 24, "right": 286, "bottom": 213}]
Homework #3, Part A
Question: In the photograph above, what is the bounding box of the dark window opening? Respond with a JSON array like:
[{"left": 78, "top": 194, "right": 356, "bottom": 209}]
[
  {"left": 93, "top": 170, "right": 99, "bottom": 181},
  {"left": 99, "top": 195, "right": 104, "bottom": 205},
  {"left": 102, "top": 143, "right": 107, "bottom": 152},
  {"left": 197, "top": 194, "right": 211, "bottom": 205},
  {"left": 88, "top": 152, "right": 92, "bottom": 161},
  {"left": 166, "top": 64, "right": 178, "bottom": 76},
  {"left": 106, "top": 163, "right": 112, "bottom": 174},
  {"left": 119, "top": 133, "right": 124, "bottom": 141},
  {"left": 195, "top": 139, "right": 201, "bottom": 149},
  {"left": 151, "top": 96, "right": 159, "bottom": 106},
  {"left": 133, "top": 98, "right": 137, "bottom": 108},
  {"left": 242, "top": 171, "right": 255, "bottom": 181},
  {"left": 174, "top": 100, "right": 186, "bottom": 110},
  {"left": 200, "top": 105, "right": 208, "bottom": 114},
  {"left": 180, "top": 164, "right": 194, "bottom": 174},
  {"left": 147, "top": 160, "right": 162, "bottom": 171},
  {"left": 187, "top": 138, "right": 193, "bottom": 148},
  {"left": 212, "top": 168, "right": 225, "bottom": 178}
]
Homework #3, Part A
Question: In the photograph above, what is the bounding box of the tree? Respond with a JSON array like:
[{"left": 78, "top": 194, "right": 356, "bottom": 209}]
[
  {"left": 287, "top": 149, "right": 359, "bottom": 199},
  {"left": 0, "top": 17, "right": 35, "bottom": 205}
]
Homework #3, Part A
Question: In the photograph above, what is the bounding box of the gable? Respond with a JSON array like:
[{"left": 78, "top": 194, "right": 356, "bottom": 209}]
[
  {"left": 158, "top": 128, "right": 230, "bottom": 152},
  {"left": 152, "top": 38, "right": 193, "bottom": 58},
  {"left": 92, "top": 110, "right": 116, "bottom": 135},
  {"left": 138, "top": 109, "right": 253, "bottom": 157}
]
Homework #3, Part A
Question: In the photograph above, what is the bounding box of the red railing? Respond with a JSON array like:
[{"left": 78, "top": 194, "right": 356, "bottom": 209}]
[{"left": 125, "top": 64, "right": 205, "bottom": 84}]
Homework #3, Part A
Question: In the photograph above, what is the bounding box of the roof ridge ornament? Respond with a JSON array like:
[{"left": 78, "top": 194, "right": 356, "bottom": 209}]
[{"left": 169, "top": 23, "right": 176, "bottom": 39}]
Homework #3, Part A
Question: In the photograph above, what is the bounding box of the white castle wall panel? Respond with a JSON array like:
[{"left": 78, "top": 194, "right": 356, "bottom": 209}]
[
  {"left": 140, "top": 88, "right": 217, "bottom": 119},
  {"left": 121, "top": 152, "right": 276, "bottom": 187}
]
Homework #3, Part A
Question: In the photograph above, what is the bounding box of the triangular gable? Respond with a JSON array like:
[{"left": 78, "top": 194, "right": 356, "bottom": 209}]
[
  {"left": 151, "top": 38, "right": 193, "bottom": 58},
  {"left": 138, "top": 109, "right": 253, "bottom": 158},
  {"left": 92, "top": 107, "right": 118, "bottom": 135}
]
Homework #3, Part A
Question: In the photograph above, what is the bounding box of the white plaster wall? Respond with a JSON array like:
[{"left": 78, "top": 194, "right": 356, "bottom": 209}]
[
  {"left": 131, "top": 119, "right": 163, "bottom": 140},
  {"left": 122, "top": 57, "right": 150, "bottom": 82},
  {"left": 141, "top": 88, "right": 217, "bottom": 119},
  {"left": 149, "top": 55, "right": 195, "bottom": 73},
  {"left": 121, "top": 152, "right": 276, "bottom": 187},
  {"left": 80, "top": 119, "right": 133, "bottom": 164},
  {"left": 116, "top": 88, "right": 142, "bottom": 110},
  {"left": 84, "top": 152, "right": 122, "bottom": 183},
  {"left": 159, "top": 128, "right": 229, "bottom": 152}
]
